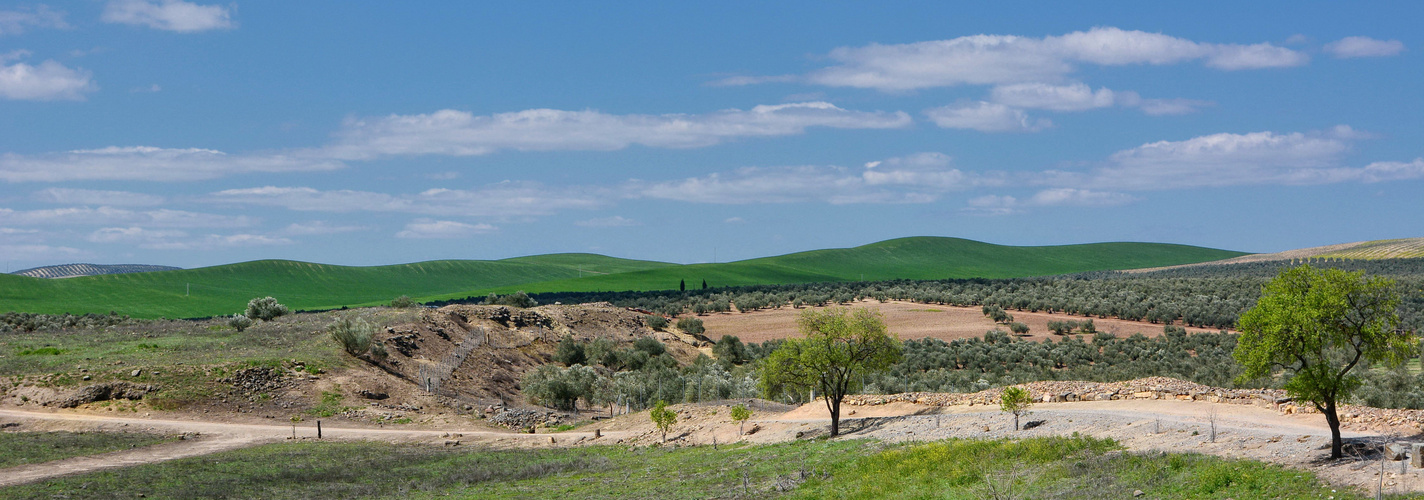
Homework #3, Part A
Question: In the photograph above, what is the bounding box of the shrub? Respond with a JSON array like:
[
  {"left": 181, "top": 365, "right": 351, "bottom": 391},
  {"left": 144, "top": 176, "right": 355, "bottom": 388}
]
[
  {"left": 1008, "top": 322, "right": 1029, "bottom": 335},
  {"left": 712, "top": 335, "right": 747, "bottom": 368},
  {"left": 228, "top": 314, "right": 254, "bottom": 332},
  {"left": 633, "top": 337, "right": 666, "bottom": 357},
  {"left": 675, "top": 317, "right": 705, "bottom": 335},
  {"left": 554, "top": 334, "right": 587, "bottom": 366},
  {"left": 245, "top": 297, "right": 290, "bottom": 321},
  {"left": 328, "top": 316, "right": 375, "bottom": 357},
  {"left": 650, "top": 400, "right": 676, "bottom": 442},
  {"left": 485, "top": 291, "right": 538, "bottom": 308},
  {"left": 389, "top": 295, "right": 416, "bottom": 308},
  {"left": 644, "top": 315, "right": 669, "bottom": 330}
]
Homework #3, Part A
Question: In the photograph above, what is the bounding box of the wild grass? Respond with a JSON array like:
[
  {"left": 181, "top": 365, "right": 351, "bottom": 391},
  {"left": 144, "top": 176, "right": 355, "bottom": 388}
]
[
  {"left": 1, "top": 435, "right": 1395, "bottom": 500},
  {"left": 0, "top": 431, "right": 174, "bottom": 468}
]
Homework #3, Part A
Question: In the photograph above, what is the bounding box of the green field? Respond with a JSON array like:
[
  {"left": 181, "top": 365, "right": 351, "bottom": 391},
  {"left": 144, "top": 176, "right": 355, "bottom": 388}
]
[
  {"left": 0, "top": 237, "right": 1246, "bottom": 319},
  {"left": 0, "top": 254, "right": 673, "bottom": 319},
  {"left": 0, "top": 436, "right": 1386, "bottom": 499},
  {"left": 433, "top": 237, "right": 1248, "bottom": 297},
  {"left": 0, "top": 431, "right": 175, "bottom": 469}
]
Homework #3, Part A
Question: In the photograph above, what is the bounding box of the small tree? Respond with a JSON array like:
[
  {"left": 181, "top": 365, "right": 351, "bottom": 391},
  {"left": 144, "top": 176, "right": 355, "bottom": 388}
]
[
  {"left": 245, "top": 297, "right": 289, "bottom": 321},
  {"left": 1000, "top": 386, "right": 1033, "bottom": 431},
  {"left": 730, "top": 404, "right": 752, "bottom": 435},
  {"left": 1234, "top": 265, "right": 1411, "bottom": 459},
  {"left": 650, "top": 400, "right": 677, "bottom": 442},
  {"left": 759, "top": 307, "right": 902, "bottom": 437},
  {"left": 713, "top": 335, "right": 747, "bottom": 369},
  {"left": 679, "top": 279, "right": 686, "bottom": 292},
  {"left": 389, "top": 295, "right": 416, "bottom": 308},
  {"left": 644, "top": 315, "right": 669, "bottom": 331},
  {"left": 701, "top": 279, "right": 708, "bottom": 290},
  {"left": 227, "top": 313, "right": 253, "bottom": 333},
  {"left": 1079, "top": 319, "right": 1096, "bottom": 334},
  {"left": 1008, "top": 322, "right": 1029, "bottom": 335}
]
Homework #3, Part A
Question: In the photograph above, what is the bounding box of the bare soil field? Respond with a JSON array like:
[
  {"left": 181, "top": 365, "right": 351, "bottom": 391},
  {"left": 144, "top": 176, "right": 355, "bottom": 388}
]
[{"left": 698, "top": 299, "right": 1223, "bottom": 343}]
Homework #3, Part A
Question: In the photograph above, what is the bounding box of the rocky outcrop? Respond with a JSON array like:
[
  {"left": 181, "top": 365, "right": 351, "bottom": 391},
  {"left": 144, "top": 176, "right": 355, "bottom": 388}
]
[{"left": 58, "top": 382, "right": 158, "bottom": 408}]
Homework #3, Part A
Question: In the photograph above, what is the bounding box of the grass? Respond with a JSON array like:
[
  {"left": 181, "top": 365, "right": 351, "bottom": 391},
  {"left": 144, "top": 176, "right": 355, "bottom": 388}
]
[
  {"left": 0, "top": 431, "right": 174, "bottom": 468},
  {"left": 432, "top": 237, "right": 1248, "bottom": 298},
  {"left": 0, "top": 238, "right": 1243, "bottom": 319},
  {"left": 0, "top": 435, "right": 1398, "bottom": 499},
  {"left": 0, "top": 254, "right": 674, "bottom": 319}
]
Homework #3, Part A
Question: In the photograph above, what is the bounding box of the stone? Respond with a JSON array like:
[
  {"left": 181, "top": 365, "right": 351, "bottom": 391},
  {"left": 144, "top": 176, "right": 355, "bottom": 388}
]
[
  {"left": 1385, "top": 442, "right": 1408, "bottom": 461},
  {"left": 1133, "top": 490, "right": 1144, "bottom": 497},
  {"left": 131, "top": 369, "right": 142, "bottom": 377},
  {"left": 1412, "top": 443, "right": 1424, "bottom": 468}
]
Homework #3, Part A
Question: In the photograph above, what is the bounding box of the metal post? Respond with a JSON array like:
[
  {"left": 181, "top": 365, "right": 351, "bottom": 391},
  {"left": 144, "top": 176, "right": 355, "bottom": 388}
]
[{"left": 317, "top": 420, "right": 322, "bottom": 439}]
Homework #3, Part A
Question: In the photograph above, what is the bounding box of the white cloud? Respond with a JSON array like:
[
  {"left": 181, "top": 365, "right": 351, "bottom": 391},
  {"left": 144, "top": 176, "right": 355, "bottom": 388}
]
[
  {"left": 723, "top": 217, "right": 746, "bottom": 224},
  {"left": 131, "top": 83, "right": 162, "bottom": 93},
  {"left": 209, "top": 183, "right": 608, "bottom": 218},
  {"left": 86, "top": 226, "right": 291, "bottom": 250},
  {"left": 1324, "top": 36, "right": 1405, "bottom": 58},
  {"left": 317, "top": 102, "right": 911, "bottom": 159},
  {"left": 0, "top": 54, "right": 96, "bottom": 101},
  {"left": 0, "top": 244, "right": 86, "bottom": 262},
  {"left": 1089, "top": 126, "right": 1360, "bottom": 189},
  {"left": 33, "top": 188, "right": 165, "bottom": 206},
  {"left": 0, "top": 206, "right": 253, "bottom": 228},
  {"left": 923, "top": 101, "right": 1050, "bottom": 132},
  {"left": 987, "top": 82, "right": 1210, "bottom": 116},
  {"left": 638, "top": 154, "right": 984, "bottom": 205},
  {"left": 280, "top": 221, "right": 369, "bottom": 236},
  {"left": 0, "top": 146, "right": 342, "bottom": 182},
  {"left": 779, "top": 27, "right": 1307, "bottom": 91},
  {"left": 1027, "top": 188, "right": 1137, "bottom": 206},
  {"left": 87, "top": 226, "right": 188, "bottom": 244},
  {"left": 102, "top": 0, "right": 232, "bottom": 32},
  {"left": 395, "top": 219, "right": 496, "bottom": 239},
  {"left": 0, "top": 5, "right": 68, "bottom": 35},
  {"left": 990, "top": 82, "right": 1121, "bottom": 111},
  {"left": 576, "top": 216, "right": 641, "bottom": 227}
]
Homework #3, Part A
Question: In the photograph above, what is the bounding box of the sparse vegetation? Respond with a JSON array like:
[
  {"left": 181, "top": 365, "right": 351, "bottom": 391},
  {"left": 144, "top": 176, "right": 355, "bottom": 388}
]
[
  {"left": 327, "top": 316, "right": 377, "bottom": 358},
  {"left": 389, "top": 295, "right": 416, "bottom": 308},
  {"left": 676, "top": 316, "right": 705, "bottom": 334},
  {"left": 484, "top": 291, "right": 538, "bottom": 308},
  {"left": 0, "top": 431, "right": 173, "bottom": 469}
]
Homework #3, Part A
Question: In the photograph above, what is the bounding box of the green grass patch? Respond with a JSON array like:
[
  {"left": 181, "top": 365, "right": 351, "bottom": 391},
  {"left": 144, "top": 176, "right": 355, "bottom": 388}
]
[
  {"left": 0, "top": 431, "right": 174, "bottom": 468},
  {"left": 305, "top": 390, "right": 358, "bottom": 418},
  {"left": 14, "top": 347, "right": 65, "bottom": 356},
  {"left": 0, "top": 238, "right": 1242, "bottom": 319}
]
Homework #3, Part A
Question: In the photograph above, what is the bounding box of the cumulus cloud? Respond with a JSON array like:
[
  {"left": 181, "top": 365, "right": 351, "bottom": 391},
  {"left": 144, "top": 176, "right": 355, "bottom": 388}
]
[
  {"left": 316, "top": 102, "right": 911, "bottom": 159},
  {"left": 0, "top": 146, "right": 342, "bottom": 182},
  {"left": 1324, "top": 36, "right": 1405, "bottom": 58},
  {"left": 102, "top": 0, "right": 232, "bottom": 32},
  {"left": 638, "top": 153, "right": 990, "bottom": 205},
  {"left": 923, "top": 101, "right": 1051, "bottom": 132},
  {"left": 33, "top": 188, "right": 165, "bottom": 206},
  {"left": 0, "top": 5, "right": 68, "bottom": 35},
  {"left": 280, "top": 221, "right": 369, "bottom": 236},
  {"left": 395, "top": 219, "right": 496, "bottom": 239},
  {"left": 0, "top": 206, "right": 253, "bottom": 228},
  {"left": 576, "top": 216, "right": 640, "bottom": 227},
  {"left": 0, "top": 52, "right": 96, "bottom": 101},
  {"left": 1087, "top": 126, "right": 1364, "bottom": 189},
  {"left": 729, "top": 27, "right": 1307, "bottom": 91}
]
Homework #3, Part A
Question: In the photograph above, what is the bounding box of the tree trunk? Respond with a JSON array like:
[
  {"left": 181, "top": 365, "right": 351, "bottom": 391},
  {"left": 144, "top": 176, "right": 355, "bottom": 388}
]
[
  {"left": 1014, "top": 412, "right": 1020, "bottom": 431},
  {"left": 662, "top": 429, "right": 667, "bottom": 443},
  {"left": 1325, "top": 401, "right": 1343, "bottom": 459},
  {"left": 829, "top": 397, "right": 841, "bottom": 437},
  {"left": 739, "top": 420, "right": 744, "bottom": 436}
]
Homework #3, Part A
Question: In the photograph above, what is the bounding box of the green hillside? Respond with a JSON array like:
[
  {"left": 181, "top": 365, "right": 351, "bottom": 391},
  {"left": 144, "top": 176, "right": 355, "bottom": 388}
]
[
  {"left": 0, "top": 254, "right": 674, "bottom": 319},
  {"left": 0, "top": 237, "right": 1245, "bottom": 319},
  {"left": 428, "top": 237, "right": 1248, "bottom": 298}
]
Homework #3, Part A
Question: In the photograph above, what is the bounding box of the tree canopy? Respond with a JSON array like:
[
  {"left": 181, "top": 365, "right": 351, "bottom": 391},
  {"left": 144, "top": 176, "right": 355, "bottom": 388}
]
[
  {"left": 1234, "top": 265, "right": 1411, "bottom": 459},
  {"left": 758, "top": 307, "right": 901, "bottom": 436}
]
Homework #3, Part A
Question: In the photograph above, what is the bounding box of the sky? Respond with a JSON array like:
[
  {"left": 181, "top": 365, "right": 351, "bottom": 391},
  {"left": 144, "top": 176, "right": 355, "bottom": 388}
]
[{"left": 1, "top": 1, "right": 1422, "bottom": 270}]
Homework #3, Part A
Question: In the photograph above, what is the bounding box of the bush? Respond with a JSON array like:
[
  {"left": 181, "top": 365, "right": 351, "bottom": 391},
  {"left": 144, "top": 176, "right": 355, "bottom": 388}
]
[
  {"left": 1047, "top": 320, "right": 1077, "bottom": 335},
  {"left": 712, "top": 335, "right": 747, "bottom": 368},
  {"left": 675, "top": 317, "right": 705, "bottom": 335},
  {"left": 554, "top": 334, "right": 587, "bottom": 366},
  {"left": 245, "top": 297, "right": 290, "bottom": 321},
  {"left": 633, "top": 337, "right": 666, "bottom": 357},
  {"left": 644, "top": 315, "right": 669, "bottom": 330},
  {"left": 328, "top": 316, "right": 375, "bottom": 357},
  {"left": 228, "top": 314, "right": 254, "bottom": 332},
  {"left": 1009, "top": 322, "right": 1029, "bottom": 335},
  {"left": 389, "top": 295, "right": 416, "bottom": 308},
  {"left": 485, "top": 291, "right": 538, "bottom": 308}
]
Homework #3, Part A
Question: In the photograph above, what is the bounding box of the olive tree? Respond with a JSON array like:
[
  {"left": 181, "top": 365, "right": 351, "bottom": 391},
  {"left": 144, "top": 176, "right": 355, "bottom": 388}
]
[
  {"left": 1234, "top": 265, "right": 1411, "bottom": 459},
  {"left": 758, "top": 307, "right": 901, "bottom": 437},
  {"left": 245, "top": 297, "right": 289, "bottom": 321},
  {"left": 1000, "top": 386, "right": 1033, "bottom": 431},
  {"left": 730, "top": 404, "right": 752, "bottom": 435}
]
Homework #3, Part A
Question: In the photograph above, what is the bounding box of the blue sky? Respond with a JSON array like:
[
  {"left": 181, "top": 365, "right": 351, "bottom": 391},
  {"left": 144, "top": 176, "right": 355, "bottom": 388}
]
[{"left": 2, "top": 1, "right": 1421, "bottom": 269}]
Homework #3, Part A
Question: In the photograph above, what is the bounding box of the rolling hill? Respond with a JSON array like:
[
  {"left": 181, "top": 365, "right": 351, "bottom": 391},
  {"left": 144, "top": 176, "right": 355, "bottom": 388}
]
[
  {"left": 0, "top": 237, "right": 1246, "bottom": 319},
  {"left": 11, "top": 263, "right": 183, "bottom": 279},
  {"left": 0, "top": 254, "right": 674, "bottom": 319},
  {"left": 428, "top": 237, "right": 1249, "bottom": 299}
]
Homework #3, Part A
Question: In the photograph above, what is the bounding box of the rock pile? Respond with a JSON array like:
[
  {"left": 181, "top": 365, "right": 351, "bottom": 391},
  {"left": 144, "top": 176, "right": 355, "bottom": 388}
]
[
  {"left": 485, "top": 404, "right": 565, "bottom": 429},
  {"left": 217, "top": 367, "right": 286, "bottom": 394}
]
